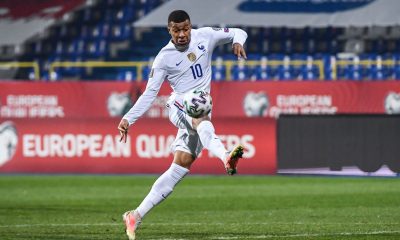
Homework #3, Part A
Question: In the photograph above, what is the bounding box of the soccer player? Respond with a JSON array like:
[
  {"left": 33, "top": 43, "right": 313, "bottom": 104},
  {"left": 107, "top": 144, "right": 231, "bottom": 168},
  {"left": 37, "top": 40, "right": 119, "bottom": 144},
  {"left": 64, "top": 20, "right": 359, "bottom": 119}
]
[{"left": 117, "top": 10, "right": 247, "bottom": 240}]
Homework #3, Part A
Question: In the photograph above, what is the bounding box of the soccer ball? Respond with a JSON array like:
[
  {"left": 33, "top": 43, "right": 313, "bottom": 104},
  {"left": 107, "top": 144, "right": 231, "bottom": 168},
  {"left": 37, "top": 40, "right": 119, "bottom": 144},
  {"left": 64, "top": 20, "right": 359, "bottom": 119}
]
[{"left": 183, "top": 89, "right": 213, "bottom": 118}]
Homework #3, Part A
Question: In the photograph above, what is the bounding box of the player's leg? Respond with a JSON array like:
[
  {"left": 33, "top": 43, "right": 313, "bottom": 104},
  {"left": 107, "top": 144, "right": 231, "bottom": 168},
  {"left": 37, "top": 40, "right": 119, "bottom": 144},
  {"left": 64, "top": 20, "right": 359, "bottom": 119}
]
[
  {"left": 136, "top": 151, "right": 192, "bottom": 218},
  {"left": 193, "top": 117, "right": 244, "bottom": 175},
  {"left": 166, "top": 92, "right": 243, "bottom": 175},
  {"left": 194, "top": 117, "right": 227, "bottom": 161},
  {"left": 123, "top": 151, "right": 193, "bottom": 240},
  {"left": 123, "top": 97, "right": 199, "bottom": 240}
]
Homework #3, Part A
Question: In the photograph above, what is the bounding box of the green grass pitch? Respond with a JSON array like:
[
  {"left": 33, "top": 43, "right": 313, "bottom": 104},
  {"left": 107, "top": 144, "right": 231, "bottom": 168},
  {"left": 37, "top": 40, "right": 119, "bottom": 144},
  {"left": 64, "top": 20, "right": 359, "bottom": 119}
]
[{"left": 0, "top": 175, "right": 399, "bottom": 239}]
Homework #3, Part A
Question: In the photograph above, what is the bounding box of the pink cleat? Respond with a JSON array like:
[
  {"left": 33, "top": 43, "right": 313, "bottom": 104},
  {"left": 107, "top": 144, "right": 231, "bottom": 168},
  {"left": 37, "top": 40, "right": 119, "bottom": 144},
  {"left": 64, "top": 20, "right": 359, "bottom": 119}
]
[
  {"left": 224, "top": 145, "right": 244, "bottom": 175},
  {"left": 122, "top": 210, "right": 142, "bottom": 240}
]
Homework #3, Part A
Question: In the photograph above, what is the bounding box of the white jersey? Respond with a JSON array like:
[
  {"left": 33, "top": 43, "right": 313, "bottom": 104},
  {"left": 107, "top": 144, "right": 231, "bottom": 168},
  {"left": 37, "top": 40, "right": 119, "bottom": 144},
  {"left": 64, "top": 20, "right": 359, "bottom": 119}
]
[{"left": 123, "top": 27, "right": 247, "bottom": 125}]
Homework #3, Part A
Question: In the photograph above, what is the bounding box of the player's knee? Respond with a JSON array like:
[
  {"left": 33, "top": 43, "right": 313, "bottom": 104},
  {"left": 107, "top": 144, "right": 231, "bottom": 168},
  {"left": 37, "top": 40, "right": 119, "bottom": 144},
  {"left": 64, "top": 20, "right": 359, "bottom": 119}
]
[
  {"left": 196, "top": 120, "right": 215, "bottom": 136},
  {"left": 173, "top": 151, "right": 195, "bottom": 169}
]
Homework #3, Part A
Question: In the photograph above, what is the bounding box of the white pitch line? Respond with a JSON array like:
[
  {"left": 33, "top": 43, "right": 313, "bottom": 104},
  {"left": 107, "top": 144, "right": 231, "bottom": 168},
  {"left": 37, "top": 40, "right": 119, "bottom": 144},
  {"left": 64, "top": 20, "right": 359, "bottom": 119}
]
[
  {"left": 0, "top": 223, "right": 398, "bottom": 240},
  {"left": 0, "top": 223, "right": 120, "bottom": 228},
  {"left": 0, "top": 222, "right": 399, "bottom": 228},
  {"left": 212, "top": 231, "right": 400, "bottom": 239}
]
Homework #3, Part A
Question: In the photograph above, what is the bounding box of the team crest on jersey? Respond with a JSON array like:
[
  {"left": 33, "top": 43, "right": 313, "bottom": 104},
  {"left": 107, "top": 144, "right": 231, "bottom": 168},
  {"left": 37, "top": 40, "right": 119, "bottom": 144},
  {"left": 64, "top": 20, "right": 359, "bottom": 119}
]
[
  {"left": 224, "top": 27, "right": 229, "bottom": 32},
  {"left": 187, "top": 52, "right": 196, "bottom": 62}
]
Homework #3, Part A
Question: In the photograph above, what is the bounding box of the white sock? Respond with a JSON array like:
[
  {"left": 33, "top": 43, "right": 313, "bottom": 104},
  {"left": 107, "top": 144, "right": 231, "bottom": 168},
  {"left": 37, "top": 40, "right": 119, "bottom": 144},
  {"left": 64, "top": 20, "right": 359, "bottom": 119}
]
[
  {"left": 136, "top": 163, "right": 189, "bottom": 218},
  {"left": 197, "top": 120, "right": 227, "bottom": 162}
]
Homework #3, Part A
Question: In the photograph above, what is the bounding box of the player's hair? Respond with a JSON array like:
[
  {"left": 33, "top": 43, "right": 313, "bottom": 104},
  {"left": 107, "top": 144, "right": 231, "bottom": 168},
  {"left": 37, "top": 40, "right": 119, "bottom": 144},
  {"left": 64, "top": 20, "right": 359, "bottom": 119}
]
[{"left": 168, "top": 10, "right": 190, "bottom": 24}]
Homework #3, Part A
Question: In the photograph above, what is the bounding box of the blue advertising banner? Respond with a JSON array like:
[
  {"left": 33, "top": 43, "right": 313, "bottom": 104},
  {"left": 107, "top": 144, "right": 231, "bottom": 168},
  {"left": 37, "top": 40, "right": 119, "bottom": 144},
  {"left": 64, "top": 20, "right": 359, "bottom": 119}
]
[{"left": 238, "top": 0, "right": 375, "bottom": 13}]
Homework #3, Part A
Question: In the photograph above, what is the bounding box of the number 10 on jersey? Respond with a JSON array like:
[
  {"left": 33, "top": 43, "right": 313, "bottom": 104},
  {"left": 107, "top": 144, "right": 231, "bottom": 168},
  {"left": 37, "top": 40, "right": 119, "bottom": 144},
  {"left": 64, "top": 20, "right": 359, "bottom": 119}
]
[{"left": 190, "top": 64, "right": 203, "bottom": 79}]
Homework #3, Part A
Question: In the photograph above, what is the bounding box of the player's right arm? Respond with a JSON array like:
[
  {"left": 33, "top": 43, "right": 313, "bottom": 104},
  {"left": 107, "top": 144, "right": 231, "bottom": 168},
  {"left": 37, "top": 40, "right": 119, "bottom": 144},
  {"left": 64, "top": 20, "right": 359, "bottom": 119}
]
[{"left": 118, "top": 55, "right": 167, "bottom": 143}]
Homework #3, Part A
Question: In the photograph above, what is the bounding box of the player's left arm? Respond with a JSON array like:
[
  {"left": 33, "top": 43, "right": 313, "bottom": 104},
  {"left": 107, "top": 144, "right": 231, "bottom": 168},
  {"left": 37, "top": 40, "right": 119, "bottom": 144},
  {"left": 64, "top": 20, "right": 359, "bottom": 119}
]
[
  {"left": 204, "top": 27, "right": 248, "bottom": 60},
  {"left": 230, "top": 28, "right": 248, "bottom": 60},
  {"left": 232, "top": 42, "right": 247, "bottom": 60}
]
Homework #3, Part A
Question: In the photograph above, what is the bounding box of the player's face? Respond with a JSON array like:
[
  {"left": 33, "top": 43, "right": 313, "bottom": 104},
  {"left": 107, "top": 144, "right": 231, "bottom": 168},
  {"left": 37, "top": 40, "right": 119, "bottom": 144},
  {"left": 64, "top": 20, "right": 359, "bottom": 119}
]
[{"left": 168, "top": 20, "right": 191, "bottom": 48}]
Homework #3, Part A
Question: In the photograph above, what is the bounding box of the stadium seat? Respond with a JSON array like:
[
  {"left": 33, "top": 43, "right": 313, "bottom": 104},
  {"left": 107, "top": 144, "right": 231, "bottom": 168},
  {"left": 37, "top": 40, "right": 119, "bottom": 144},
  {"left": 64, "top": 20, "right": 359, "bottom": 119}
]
[
  {"left": 117, "top": 69, "right": 137, "bottom": 81},
  {"left": 212, "top": 57, "right": 226, "bottom": 81},
  {"left": 110, "top": 24, "right": 132, "bottom": 41},
  {"left": 5, "top": 0, "right": 400, "bottom": 81},
  {"left": 232, "top": 60, "right": 251, "bottom": 81}
]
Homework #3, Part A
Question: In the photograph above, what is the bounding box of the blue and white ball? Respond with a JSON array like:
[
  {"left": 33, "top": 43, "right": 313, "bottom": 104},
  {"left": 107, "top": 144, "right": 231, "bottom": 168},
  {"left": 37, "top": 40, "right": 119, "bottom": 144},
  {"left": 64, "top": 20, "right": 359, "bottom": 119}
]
[{"left": 183, "top": 89, "right": 213, "bottom": 118}]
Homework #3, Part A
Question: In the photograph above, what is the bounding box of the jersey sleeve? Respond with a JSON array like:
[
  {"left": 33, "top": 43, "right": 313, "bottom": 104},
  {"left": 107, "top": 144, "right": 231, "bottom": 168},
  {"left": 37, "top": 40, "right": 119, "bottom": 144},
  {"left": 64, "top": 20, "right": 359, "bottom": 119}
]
[
  {"left": 122, "top": 54, "right": 167, "bottom": 125},
  {"left": 202, "top": 27, "right": 248, "bottom": 49}
]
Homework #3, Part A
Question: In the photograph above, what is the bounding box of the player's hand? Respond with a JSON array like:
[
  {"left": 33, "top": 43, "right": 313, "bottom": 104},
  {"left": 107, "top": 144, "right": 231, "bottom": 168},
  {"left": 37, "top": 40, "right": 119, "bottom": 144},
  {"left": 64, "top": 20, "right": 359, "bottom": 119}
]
[
  {"left": 118, "top": 119, "right": 129, "bottom": 143},
  {"left": 232, "top": 43, "right": 247, "bottom": 60}
]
